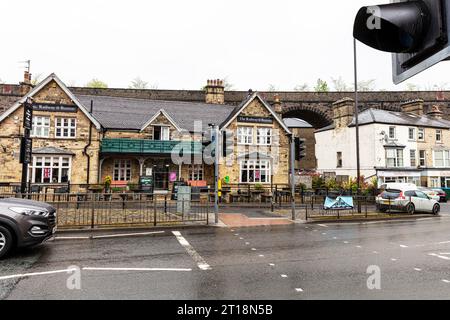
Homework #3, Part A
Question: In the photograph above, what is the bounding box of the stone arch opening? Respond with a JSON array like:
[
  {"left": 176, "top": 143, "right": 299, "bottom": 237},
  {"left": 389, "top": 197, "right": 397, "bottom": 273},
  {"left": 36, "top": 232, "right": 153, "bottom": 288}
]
[{"left": 282, "top": 105, "right": 333, "bottom": 129}]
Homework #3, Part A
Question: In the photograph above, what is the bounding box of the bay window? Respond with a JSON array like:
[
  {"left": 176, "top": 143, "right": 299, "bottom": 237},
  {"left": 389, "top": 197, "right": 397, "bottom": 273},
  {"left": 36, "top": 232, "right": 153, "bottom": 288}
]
[
  {"left": 240, "top": 159, "right": 271, "bottom": 183},
  {"left": 31, "top": 156, "right": 71, "bottom": 183},
  {"left": 386, "top": 148, "right": 404, "bottom": 168},
  {"left": 433, "top": 150, "right": 450, "bottom": 167}
]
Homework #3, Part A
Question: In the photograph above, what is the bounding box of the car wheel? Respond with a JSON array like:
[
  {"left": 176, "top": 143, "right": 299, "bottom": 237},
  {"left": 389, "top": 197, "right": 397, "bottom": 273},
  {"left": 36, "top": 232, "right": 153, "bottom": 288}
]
[
  {"left": 433, "top": 204, "right": 440, "bottom": 215},
  {"left": 0, "top": 226, "right": 13, "bottom": 259},
  {"left": 406, "top": 203, "right": 415, "bottom": 215}
]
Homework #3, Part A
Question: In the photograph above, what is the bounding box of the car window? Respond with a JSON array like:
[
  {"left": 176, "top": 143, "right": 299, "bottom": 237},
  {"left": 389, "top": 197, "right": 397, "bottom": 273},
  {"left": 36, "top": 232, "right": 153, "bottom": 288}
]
[
  {"left": 415, "top": 191, "right": 429, "bottom": 199},
  {"left": 404, "top": 191, "right": 416, "bottom": 197}
]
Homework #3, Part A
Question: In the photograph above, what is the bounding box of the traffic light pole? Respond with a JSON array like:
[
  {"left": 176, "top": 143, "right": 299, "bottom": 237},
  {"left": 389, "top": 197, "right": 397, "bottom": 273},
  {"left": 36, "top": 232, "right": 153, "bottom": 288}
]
[
  {"left": 290, "top": 134, "right": 296, "bottom": 220},
  {"left": 214, "top": 125, "right": 219, "bottom": 224},
  {"left": 353, "top": 38, "right": 362, "bottom": 213}
]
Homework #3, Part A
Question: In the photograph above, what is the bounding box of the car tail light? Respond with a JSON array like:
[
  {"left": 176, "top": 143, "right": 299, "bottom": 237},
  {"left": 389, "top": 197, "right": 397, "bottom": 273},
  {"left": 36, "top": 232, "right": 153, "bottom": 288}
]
[{"left": 397, "top": 192, "right": 406, "bottom": 200}]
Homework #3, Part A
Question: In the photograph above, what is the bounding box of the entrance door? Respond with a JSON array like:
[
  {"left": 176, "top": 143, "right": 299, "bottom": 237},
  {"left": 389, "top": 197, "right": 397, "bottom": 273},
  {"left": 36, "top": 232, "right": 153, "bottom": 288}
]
[{"left": 153, "top": 165, "right": 169, "bottom": 190}]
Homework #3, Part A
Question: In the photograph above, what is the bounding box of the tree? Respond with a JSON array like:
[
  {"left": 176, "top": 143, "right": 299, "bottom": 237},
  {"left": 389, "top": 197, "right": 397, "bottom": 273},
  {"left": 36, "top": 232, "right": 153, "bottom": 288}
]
[
  {"left": 129, "top": 77, "right": 149, "bottom": 89},
  {"left": 86, "top": 78, "right": 108, "bottom": 88},
  {"left": 293, "top": 83, "right": 310, "bottom": 91},
  {"left": 357, "top": 79, "right": 376, "bottom": 91},
  {"left": 314, "top": 79, "right": 329, "bottom": 92},
  {"left": 267, "top": 84, "right": 278, "bottom": 92},
  {"left": 331, "top": 77, "right": 351, "bottom": 91}
]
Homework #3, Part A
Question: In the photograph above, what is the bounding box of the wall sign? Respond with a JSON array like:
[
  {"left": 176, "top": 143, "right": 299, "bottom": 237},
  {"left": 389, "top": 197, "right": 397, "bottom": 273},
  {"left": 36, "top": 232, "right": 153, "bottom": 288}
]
[
  {"left": 237, "top": 116, "right": 273, "bottom": 124},
  {"left": 19, "top": 137, "right": 32, "bottom": 164},
  {"left": 32, "top": 103, "right": 77, "bottom": 113},
  {"left": 23, "top": 105, "right": 33, "bottom": 130}
]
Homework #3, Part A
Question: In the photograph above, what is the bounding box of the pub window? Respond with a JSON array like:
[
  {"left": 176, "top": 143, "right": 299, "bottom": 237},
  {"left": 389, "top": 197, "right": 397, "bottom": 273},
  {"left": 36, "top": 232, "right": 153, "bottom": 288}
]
[
  {"left": 31, "top": 156, "right": 71, "bottom": 183},
  {"left": 188, "top": 164, "right": 204, "bottom": 181},
  {"left": 237, "top": 127, "right": 253, "bottom": 145},
  {"left": 436, "top": 129, "right": 442, "bottom": 143},
  {"left": 256, "top": 128, "right": 272, "bottom": 145},
  {"left": 31, "top": 116, "right": 50, "bottom": 138},
  {"left": 240, "top": 159, "right": 271, "bottom": 183},
  {"left": 55, "top": 117, "right": 76, "bottom": 138},
  {"left": 114, "top": 160, "right": 132, "bottom": 181}
]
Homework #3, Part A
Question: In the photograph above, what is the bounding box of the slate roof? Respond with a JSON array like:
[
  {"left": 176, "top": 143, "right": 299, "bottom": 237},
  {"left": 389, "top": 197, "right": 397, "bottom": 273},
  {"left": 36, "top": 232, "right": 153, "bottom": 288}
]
[
  {"left": 75, "top": 95, "right": 237, "bottom": 132},
  {"left": 33, "top": 147, "right": 75, "bottom": 155},
  {"left": 348, "top": 108, "right": 450, "bottom": 129},
  {"left": 283, "top": 118, "right": 313, "bottom": 128}
]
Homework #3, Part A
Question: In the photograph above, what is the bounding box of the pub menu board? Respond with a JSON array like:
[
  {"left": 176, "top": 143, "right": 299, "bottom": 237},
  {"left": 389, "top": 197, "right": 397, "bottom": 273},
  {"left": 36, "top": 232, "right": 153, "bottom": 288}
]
[
  {"left": 171, "top": 181, "right": 187, "bottom": 200},
  {"left": 139, "top": 176, "right": 154, "bottom": 192}
]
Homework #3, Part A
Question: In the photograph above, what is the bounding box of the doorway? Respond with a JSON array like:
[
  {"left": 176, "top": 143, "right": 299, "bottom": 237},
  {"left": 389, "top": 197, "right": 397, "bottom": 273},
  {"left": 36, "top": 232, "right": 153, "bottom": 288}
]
[{"left": 153, "top": 164, "right": 169, "bottom": 190}]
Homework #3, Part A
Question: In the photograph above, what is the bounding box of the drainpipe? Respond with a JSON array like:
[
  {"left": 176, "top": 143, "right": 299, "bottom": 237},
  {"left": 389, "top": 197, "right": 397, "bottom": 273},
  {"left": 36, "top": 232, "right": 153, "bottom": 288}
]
[{"left": 83, "top": 100, "right": 93, "bottom": 185}]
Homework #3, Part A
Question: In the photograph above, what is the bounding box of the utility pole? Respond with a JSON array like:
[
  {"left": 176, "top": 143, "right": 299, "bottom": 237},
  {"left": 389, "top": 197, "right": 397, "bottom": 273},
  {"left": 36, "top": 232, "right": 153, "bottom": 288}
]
[{"left": 353, "top": 38, "right": 362, "bottom": 213}]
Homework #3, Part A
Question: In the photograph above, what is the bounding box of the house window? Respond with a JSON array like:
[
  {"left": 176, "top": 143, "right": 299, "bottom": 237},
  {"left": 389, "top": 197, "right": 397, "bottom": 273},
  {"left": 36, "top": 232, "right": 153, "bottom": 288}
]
[
  {"left": 419, "top": 150, "right": 426, "bottom": 167},
  {"left": 386, "top": 148, "right": 404, "bottom": 168},
  {"left": 188, "top": 164, "right": 204, "bottom": 181},
  {"left": 237, "top": 127, "right": 253, "bottom": 145},
  {"left": 436, "top": 130, "right": 442, "bottom": 143},
  {"left": 430, "top": 177, "right": 440, "bottom": 188},
  {"left": 55, "top": 118, "right": 76, "bottom": 138},
  {"left": 337, "top": 152, "right": 343, "bottom": 168},
  {"left": 433, "top": 150, "right": 450, "bottom": 167},
  {"left": 31, "top": 156, "right": 71, "bottom": 183},
  {"left": 31, "top": 116, "right": 50, "bottom": 138},
  {"left": 410, "top": 150, "right": 416, "bottom": 167},
  {"left": 153, "top": 126, "right": 170, "bottom": 141},
  {"left": 114, "top": 160, "right": 132, "bottom": 181},
  {"left": 256, "top": 128, "right": 272, "bottom": 145},
  {"left": 388, "top": 126, "right": 396, "bottom": 139},
  {"left": 408, "top": 128, "right": 416, "bottom": 141},
  {"left": 418, "top": 128, "right": 425, "bottom": 141},
  {"left": 240, "top": 159, "right": 271, "bottom": 183}
]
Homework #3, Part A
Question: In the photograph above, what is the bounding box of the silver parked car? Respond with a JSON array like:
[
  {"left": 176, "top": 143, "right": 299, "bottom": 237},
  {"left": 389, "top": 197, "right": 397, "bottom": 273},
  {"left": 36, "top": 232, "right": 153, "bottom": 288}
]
[
  {"left": 376, "top": 188, "right": 440, "bottom": 215},
  {"left": 0, "top": 198, "right": 56, "bottom": 259}
]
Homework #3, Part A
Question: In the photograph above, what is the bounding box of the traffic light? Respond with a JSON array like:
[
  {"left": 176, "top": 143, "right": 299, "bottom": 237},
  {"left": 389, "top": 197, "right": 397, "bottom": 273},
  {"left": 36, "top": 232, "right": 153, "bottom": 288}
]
[
  {"left": 222, "top": 130, "right": 234, "bottom": 157},
  {"left": 354, "top": 0, "right": 450, "bottom": 84},
  {"left": 294, "top": 137, "right": 306, "bottom": 161}
]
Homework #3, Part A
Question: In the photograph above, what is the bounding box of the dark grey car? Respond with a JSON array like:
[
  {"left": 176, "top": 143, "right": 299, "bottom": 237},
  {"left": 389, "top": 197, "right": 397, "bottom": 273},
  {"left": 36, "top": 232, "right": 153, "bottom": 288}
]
[{"left": 0, "top": 198, "right": 56, "bottom": 258}]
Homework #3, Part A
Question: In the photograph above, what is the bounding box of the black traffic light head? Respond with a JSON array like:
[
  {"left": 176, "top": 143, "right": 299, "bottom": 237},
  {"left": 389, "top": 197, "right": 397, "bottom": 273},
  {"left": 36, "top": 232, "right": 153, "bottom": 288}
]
[
  {"left": 294, "top": 138, "right": 306, "bottom": 161},
  {"left": 354, "top": 1, "right": 431, "bottom": 53},
  {"left": 222, "top": 130, "right": 234, "bottom": 157},
  {"left": 354, "top": 0, "right": 450, "bottom": 84}
]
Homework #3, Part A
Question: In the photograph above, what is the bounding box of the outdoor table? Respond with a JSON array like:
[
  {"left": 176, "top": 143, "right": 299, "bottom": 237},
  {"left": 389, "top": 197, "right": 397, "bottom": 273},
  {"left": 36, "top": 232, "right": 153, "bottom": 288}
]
[{"left": 250, "top": 190, "right": 265, "bottom": 202}]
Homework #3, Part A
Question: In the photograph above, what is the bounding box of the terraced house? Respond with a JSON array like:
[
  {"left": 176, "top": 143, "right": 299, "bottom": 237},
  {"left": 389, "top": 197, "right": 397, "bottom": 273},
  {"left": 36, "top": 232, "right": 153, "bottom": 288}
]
[
  {"left": 0, "top": 73, "right": 292, "bottom": 192},
  {"left": 316, "top": 98, "right": 450, "bottom": 188}
]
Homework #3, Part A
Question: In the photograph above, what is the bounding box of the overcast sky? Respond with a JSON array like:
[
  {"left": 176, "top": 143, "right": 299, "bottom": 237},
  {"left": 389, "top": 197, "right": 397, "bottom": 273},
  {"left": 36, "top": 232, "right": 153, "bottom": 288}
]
[{"left": 1, "top": 0, "right": 450, "bottom": 91}]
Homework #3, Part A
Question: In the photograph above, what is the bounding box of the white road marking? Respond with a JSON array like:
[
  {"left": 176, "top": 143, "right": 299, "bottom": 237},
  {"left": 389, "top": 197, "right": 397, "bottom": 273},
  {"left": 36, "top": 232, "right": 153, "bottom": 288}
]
[
  {"left": 313, "top": 230, "right": 318, "bottom": 232},
  {"left": 343, "top": 241, "right": 349, "bottom": 244},
  {"left": 429, "top": 253, "right": 450, "bottom": 260},
  {"left": 318, "top": 224, "right": 328, "bottom": 228},
  {"left": 281, "top": 274, "right": 288, "bottom": 278},
  {"left": 322, "top": 233, "right": 327, "bottom": 235},
  {"left": 269, "top": 263, "right": 275, "bottom": 267},
  {"left": 239, "top": 237, "right": 244, "bottom": 240},
  {"left": 92, "top": 231, "right": 165, "bottom": 239},
  {"left": 259, "top": 255, "right": 265, "bottom": 257},
  {"left": 245, "top": 242, "right": 250, "bottom": 245},
  {"left": 400, "top": 244, "right": 408, "bottom": 248},
  {"left": 0, "top": 268, "right": 77, "bottom": 281},
  {"left": 356, "top": 245, "right": 362, "bottom": 248},
  {"left": 414, "top": 268, "right": 422, "bottom": 271},
  {"left": 234, "top": 234, "right": 239, "bottom": 236},
  {"left": 251, "top": 248, "right": 257, "bottom": 251},
  {"left": 333, "top": 237, "right": 337, "bottom": 240},
  {"left": 373, "top": 251, "right": 379, "bottom": 254},
  {"left": 391, "top": 258, "right": 397, "bottom": 261},
  {"left": 417, "top": 218, "right": 433, "bottom": 221},
  {"left": 442, "top": 279, "right": 450, "bottom": 283},
  {"left": 295, "top": 288, "right": 304, "bottom": 292},
  {"left": 437, "top": 241, "right": 450, "bottom": 245},
  {"left": 83, "top": 267, "right": 191, "bottom": 272},
  {"left": 172, "top": 231, "right": 211, "bottom": 270}
]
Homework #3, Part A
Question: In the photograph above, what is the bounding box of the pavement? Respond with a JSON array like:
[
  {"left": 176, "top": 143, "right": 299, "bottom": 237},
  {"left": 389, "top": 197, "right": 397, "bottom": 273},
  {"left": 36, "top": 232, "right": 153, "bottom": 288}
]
[{"left": 2, "top": 204, "right": 450, "bottom": 299}]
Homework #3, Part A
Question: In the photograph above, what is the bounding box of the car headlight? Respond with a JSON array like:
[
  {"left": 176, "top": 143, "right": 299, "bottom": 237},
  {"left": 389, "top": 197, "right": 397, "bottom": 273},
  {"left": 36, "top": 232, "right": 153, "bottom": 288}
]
[{"left": 9, "top": 207, "right": 49, "bottom": 217}]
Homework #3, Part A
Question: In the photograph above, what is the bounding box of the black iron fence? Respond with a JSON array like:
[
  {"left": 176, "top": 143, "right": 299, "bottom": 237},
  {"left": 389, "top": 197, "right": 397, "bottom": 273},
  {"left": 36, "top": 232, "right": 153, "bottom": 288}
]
[{"left": 0, "top": 192, "right": 210, "bottom": 229}]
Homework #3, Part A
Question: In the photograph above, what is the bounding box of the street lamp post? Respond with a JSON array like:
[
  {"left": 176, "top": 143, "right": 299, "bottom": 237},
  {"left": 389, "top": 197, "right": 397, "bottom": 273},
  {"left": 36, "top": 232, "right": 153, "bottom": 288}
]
[
  {"left": 20, "top": 97, "right": 33, "bottom": 194},
  {"left": 353, "top": 38, "right": 362, "bottom": 213}
]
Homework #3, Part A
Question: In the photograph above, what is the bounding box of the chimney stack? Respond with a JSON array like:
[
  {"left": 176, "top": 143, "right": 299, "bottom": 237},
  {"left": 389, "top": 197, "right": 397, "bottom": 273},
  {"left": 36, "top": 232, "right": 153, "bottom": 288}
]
[
  {"left": 205, "top": 79, "right": 225, "bottom": 104},
  {"left": 273, "top": 94, "right": 282, "bottom": 115},
  {"left": 332, "top": 98, "right": 355, "bottom": 129},
  {"left": 20, "top": 71, "right": 33, "bottom": 95},
  {"left": 427, "top": 105, "right": 444, "bottom": 119},
  {"left": 401, "top": 99, "right": 424, "bottom": 115}
]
